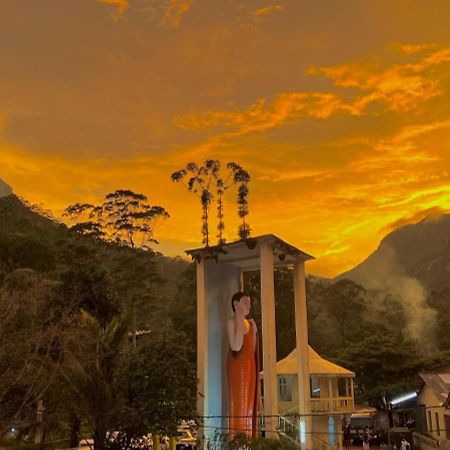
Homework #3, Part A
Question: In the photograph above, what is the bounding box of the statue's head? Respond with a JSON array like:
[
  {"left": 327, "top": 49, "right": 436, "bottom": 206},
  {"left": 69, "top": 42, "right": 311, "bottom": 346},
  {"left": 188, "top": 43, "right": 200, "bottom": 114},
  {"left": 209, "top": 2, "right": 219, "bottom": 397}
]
[{"left": 231, "top": 291, "right": 251, "bottom": 316}]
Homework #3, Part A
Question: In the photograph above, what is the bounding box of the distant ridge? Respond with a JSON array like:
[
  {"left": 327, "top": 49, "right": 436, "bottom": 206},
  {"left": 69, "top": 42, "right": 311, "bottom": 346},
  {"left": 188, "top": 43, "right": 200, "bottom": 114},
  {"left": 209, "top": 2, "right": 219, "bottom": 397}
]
[
  {"left": 336, "top": 214, "right": 450, "bottom": 291},
  {"left": 0, "top": 178, "right": 13, "bottom": 198}
]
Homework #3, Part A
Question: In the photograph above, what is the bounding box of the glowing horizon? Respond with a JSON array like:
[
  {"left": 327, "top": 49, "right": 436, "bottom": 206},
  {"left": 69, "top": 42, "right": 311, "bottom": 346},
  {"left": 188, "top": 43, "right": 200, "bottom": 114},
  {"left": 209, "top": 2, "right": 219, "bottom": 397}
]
[{"left": 1, "top": 1, "right": 450, "bottom": 277}]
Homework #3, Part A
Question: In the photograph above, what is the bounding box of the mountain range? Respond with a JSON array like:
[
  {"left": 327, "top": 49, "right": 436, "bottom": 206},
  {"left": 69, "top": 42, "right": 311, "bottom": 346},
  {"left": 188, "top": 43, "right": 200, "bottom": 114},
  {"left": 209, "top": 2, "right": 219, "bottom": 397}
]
[{"left": 337, "top": 214, "right": 450, "bottom": 292}]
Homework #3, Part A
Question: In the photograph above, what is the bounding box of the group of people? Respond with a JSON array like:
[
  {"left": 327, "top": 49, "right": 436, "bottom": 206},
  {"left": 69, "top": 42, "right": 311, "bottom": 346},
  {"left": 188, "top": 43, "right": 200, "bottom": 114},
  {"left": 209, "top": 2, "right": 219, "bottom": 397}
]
[
  {"left": 342, "top": 425, "right": 372, "bottom": 450},
  {"left": 342, "top": 425, "right": 411, "bottom": 450}
]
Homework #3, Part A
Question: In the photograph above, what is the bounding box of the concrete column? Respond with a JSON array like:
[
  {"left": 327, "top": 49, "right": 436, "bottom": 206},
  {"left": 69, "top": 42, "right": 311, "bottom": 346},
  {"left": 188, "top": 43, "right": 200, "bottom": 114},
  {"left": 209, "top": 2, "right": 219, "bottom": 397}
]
[
  {"left": 293, "top": 261, "right": 312, "bottom": 449},
  {"left": 350, "top": 378, "right": 355, "bottom": 407},
  {"left": 260, "top": 241, "right": 278, "bottom": 438},
  {"left": 196, "top": 259, "right": 207, "bottom": 445}
]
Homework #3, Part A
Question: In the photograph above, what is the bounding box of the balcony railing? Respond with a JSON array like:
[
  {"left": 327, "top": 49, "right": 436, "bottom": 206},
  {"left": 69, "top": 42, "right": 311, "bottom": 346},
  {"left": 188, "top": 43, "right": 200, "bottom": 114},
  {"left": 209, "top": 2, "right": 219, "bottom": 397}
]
[
  {"left": 261, "top": 396, "right": 354, "bottom": 414},
  {"left": 311, "top": 397, "right": 354, "bottom": 413}
]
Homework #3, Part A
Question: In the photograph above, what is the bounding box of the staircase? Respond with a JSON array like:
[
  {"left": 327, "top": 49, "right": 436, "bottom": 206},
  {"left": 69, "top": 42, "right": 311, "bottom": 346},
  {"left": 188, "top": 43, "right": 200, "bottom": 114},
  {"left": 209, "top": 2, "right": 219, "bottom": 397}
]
[{"left": 275, "top": 414, "right": 338, "bottom": 450}]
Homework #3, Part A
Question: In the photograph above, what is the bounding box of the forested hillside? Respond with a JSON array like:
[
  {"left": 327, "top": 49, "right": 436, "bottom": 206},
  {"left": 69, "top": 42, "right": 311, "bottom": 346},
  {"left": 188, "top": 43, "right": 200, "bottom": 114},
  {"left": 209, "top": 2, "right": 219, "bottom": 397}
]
[{"left": 0, "top": 194, "right": 196, "bottom": 446}]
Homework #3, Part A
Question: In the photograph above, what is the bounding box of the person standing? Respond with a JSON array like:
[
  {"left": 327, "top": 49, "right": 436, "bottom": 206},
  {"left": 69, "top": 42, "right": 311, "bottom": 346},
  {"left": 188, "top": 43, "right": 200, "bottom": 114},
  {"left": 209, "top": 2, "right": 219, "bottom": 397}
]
[{"left": 343, "top": 426, "right": 351, "bottom": 450}]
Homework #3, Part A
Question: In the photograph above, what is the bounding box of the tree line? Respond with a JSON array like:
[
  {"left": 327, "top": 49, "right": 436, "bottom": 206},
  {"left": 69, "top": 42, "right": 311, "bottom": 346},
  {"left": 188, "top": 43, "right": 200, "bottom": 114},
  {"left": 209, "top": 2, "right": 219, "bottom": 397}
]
[
  {"left": 0, "top": 195, "right": 196, "bottom": 450},
  {"left": 63, "top": 159, "right": 252, "bottom": 250}
]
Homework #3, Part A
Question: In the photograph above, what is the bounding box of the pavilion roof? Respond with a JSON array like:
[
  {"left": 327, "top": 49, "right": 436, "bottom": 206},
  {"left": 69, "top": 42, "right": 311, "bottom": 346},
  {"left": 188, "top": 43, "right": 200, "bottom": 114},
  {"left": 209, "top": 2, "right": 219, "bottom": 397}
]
[
  {"left": 262, "top": 346, "right": 355, "bottom": 377},
  {"left": 186, "top": 234, "right": 314, "bottom": 270}
]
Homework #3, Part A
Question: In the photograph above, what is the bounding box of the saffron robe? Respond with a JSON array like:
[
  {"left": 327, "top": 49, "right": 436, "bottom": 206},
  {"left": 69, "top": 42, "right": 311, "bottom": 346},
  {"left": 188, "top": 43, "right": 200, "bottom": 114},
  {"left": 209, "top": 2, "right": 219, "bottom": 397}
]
[{"left": 227, "top": 320, "right": 260, "bottom": 439}]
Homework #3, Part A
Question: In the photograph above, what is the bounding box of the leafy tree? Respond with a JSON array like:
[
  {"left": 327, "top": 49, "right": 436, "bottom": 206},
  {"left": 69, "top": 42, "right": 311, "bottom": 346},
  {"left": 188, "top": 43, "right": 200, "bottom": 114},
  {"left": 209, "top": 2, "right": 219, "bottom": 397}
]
[
  {"left": 58, "top": 265, "right": 122, "bottom": 328},
  {"left": 109, "top": 249, "right": 166, "bottom": 341},
  {"left": 167, "top": 263, "right": 197, "bottom": 358},
  {"left": 322, "top": 279, "right": 367, "bottom": 347},
  {"left": 0, "top": 269, "right": 68, "bottom": 436},
  {"left": 64, "top": 190, "right": 169, "bottom": 250},
  {"left": 61, "top": 313, "right": 130, "bottom": 450},
  {"left": 427, "top": 287, "right": 450, "bottom": 351},
  {"left": 114, "top": 327, "right": 197, "bottom": 442},
  {"left": 335, "top": 330, "right": 426, "bottom": 407},
  {"left": 0, "top": 233, "right": 56, "bottom": 274}
]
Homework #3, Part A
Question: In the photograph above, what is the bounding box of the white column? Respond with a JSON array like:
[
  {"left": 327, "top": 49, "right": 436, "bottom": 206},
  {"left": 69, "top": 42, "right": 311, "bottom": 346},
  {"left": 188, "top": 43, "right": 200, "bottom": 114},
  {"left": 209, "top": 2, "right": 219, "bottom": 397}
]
[
  {"left": 350, "top": 378, "right": 355, "bottom": 410},
  {"left": 260, "top": 242, "right": 278, "bottom": 438},
  {"left": 196, "top": 259, "right": 207, "bottom": 446},
  {"left": 294, "top": 261, "right": 312, "bottom": 449}
]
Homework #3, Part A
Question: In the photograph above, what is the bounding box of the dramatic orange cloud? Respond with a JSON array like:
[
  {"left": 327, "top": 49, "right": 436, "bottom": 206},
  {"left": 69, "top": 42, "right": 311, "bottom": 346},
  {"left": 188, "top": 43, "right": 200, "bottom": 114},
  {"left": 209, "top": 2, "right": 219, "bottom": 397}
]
[
  {"left": 98, "top": 0, "right": 129, "bottom": 18},
  {"left": 160, "top": 0, "right": 195, "bottom": 28},
  {"left": 1, "top": 1, "right": 450, "bottom": 277},
  {"left": 97, "top": 0, "right": 194, "bottom": 26}
]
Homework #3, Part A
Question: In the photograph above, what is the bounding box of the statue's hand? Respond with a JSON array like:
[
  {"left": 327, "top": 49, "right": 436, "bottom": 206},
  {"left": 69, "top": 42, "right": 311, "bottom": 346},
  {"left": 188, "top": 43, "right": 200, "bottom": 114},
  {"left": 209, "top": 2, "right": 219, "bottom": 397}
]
[{"left": 249, "top": 318, "right": 257, "bottom": 330}]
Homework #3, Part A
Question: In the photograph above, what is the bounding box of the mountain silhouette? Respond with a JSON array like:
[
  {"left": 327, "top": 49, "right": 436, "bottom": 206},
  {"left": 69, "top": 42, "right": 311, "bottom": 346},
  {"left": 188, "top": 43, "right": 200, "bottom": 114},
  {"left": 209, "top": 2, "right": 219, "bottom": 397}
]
[
  {"left": 0, "top": 177, "right": 13, "bottom": 198},
  {"left": 337, "top": 214, "right": 450, "bottom": 291}
]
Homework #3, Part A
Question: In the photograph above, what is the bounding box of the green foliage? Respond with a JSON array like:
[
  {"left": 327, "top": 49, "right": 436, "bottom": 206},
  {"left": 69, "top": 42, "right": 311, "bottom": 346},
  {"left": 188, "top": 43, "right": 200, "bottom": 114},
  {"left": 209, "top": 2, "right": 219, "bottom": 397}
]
[
  {"left": 60, "top": 313, "right": 131, "bottom": 450},
  {"left": 114, "top": 327, "right": 197, "bottom": 439},
  {"left": 427, "top": 287, "right": 450, "bottom": 351},
  {"left": 167, "top": 263, "right": 197, "bottom": 358},
  {"left": 64, "top": 190, "right": 169, "bottom": 250},
  {"left": 322, "top": 279, "right": 367, "bottom": 346},
  {"left": 0, "top": 195, "right": 190, "bottom": 448},
  {"left": 335, "top": 330, "right": 426, "bottom": 406},
  {"left": 0, "top": 233, "right": 56, "bottom": 274},
  {"left": 58, "top": 265, "right": 121, "bottom": 327},
  {"left": 0, "top": 269, "right": 64, "bottom": 435}
]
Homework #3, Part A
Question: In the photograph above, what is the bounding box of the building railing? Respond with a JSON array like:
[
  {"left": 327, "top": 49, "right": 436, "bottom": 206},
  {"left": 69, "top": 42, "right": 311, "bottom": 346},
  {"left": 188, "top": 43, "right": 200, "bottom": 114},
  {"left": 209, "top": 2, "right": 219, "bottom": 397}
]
[
  {"left": 278, "top": 415, "right": 299, "bottom": 442},
  {"left": 311, "top": 397, "right": 354, "bottom": 413},
  {"left": 261, "top": 395, "right": 354, "bottom": 415}
]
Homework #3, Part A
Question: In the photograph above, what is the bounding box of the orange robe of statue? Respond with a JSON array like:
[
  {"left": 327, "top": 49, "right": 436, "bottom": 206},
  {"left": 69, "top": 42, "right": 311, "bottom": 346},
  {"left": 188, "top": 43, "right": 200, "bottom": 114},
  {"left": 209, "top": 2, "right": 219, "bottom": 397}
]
[{"left": 227, "top": 321, "right": 260, "bottom": 439}]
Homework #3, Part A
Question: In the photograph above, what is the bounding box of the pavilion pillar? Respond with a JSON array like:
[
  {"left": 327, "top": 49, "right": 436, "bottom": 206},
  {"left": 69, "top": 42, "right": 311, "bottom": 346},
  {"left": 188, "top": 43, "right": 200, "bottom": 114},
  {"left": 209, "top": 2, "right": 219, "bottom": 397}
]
[
  {"left": 260, "top": 242, "right": 278, "bottom": 438},
  {"left": 350, "top": 378, "right": 355, "bottom": 409},
  {"left": 196, "top": 259, "right": 207, "bottom": 439},
  {"left": 293, "top": 261, "right": 312, "bottom": 449}
]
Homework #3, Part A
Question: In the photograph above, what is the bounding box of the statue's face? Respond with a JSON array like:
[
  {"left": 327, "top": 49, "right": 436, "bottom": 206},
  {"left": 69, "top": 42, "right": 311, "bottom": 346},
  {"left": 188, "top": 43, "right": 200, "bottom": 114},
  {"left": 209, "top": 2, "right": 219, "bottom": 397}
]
[{"left": 235, "top": 295, "right": 251, "bottom": 316}]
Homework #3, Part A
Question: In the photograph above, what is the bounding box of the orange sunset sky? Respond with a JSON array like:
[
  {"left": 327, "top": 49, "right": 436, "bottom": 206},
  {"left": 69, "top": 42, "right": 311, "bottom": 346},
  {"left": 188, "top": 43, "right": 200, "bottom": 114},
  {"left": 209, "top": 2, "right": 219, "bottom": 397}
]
[{"left": 1, "top": 0, "right": 450, "bottom": 277}]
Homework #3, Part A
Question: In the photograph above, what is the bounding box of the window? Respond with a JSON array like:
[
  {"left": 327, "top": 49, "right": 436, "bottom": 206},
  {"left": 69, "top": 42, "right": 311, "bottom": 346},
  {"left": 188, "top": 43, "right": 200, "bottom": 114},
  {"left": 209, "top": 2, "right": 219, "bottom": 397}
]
[
  {"left": 310, "top": 376, "right": 320, "bottom": 398},
  {"left": 328, "top": 417, "right": 336, "bottom": 446},
  {"left": 338, "top": 378, "right": 348, "bottom": 397},
  {"left": 428, "top": 411, "right": 433, "bottom": 433},
  {"left": 435, "top": 413, "right": 440, "bottom": 436},
  {"left": 278, "top": 376, "right": 292, "bottom": 402}
]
